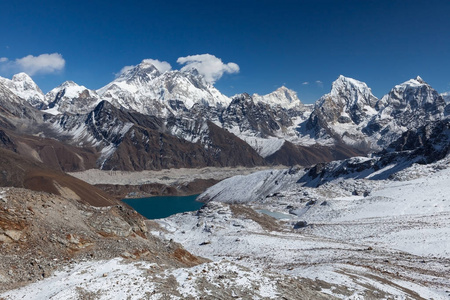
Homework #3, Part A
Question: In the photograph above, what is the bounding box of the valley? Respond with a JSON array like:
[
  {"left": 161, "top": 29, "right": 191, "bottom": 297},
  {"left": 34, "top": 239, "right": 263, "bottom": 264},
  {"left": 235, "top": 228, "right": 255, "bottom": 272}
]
[
  {"left": 69, "top": 166, "right": 281, "bottom": 198},
  {"left": 0, "top": 60, "right": 449, "bottom": 299}
]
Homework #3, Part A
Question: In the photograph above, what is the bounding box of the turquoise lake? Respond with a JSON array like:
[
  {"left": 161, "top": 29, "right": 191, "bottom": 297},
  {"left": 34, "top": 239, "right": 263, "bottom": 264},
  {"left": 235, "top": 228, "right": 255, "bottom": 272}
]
[{"left": 122, "top": 194, "right": 203, "bottom": 219}]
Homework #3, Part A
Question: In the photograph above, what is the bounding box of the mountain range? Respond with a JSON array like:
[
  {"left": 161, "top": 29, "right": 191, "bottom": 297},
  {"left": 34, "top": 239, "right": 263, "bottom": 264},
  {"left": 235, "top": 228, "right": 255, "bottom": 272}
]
[
  {"left": 0, "top": 60, "right": 449, "bottom": 176},
  {"left": 1, "top": 61, "right": 450, "bottom": 298}
]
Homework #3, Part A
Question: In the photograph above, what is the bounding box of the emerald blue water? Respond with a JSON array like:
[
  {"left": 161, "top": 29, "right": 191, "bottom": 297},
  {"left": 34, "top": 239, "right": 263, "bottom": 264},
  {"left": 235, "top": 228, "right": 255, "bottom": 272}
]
[{"left": 122, "top": 194, "right": 203, "bottom": 219}]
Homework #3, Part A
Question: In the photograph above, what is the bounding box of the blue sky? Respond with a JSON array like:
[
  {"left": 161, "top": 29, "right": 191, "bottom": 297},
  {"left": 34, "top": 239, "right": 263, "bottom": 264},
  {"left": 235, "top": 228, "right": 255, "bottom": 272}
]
[{"left": 1, "top": 0, "right": 449, "bottom": 103}]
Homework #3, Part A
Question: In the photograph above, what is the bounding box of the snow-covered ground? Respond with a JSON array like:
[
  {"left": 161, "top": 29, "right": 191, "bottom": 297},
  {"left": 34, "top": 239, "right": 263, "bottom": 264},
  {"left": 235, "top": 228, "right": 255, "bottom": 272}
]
[
  {"left": 156, "top": 156, "right": 450, "bottom": 299},
  {"left": 1, "top": 257, "right": 330, "bottom": 299},
  {"left": 3, "top": 156, "right": 450, "bottom": 299}
]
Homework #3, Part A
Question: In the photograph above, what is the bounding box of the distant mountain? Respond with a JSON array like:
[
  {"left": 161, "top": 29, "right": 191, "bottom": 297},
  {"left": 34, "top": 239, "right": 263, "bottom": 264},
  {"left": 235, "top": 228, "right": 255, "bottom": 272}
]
[
  {"left": 304, "top": 75, "right": 378, "bottom": 150},
  {"left": 48, "top": 100, "right": 266, "bottom": 171},
  {"left": 97, "top": 60, "right": 231, "bottom": 117},
  {"left": 252, "top": 86, "right": 303, "bottom": 109},
  {"left": 303, "top": 75, "right": 447, "bottom": 151},
  {"left": 1, "top": 65, "right": 448, "bottom": 173},
  {"left": 0, "top": 73, "right": 46, "bottom": 109},
  {"left": 0, "top": 80, "right": 43, "bottom": 129},
  {"left": 45, "top": 81, "right": 101, "bottom": 114},
  {"left": 365, "top": 76, "right": 446, "bottom": 149}
]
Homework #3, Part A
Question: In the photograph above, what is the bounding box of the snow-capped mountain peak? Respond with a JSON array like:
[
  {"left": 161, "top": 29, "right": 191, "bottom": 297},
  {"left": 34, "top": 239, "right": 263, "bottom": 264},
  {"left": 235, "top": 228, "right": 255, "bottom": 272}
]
[
  {"left": 393, "top": 76, "right": 427, "bottom": 90},
  {"left": 97, "top": 60, "right": 231, "bottom": 116},
  {"left": 329, "top": 75, "right": 378, "bottom": 107},
  {"left": 11, "top": 72, "right": 33, "bottom": 82},
  {"left": 252, "top": 86, "right": 302, "bottom": 109},
  {"left": 114, "top": 60, "right": 161, "bottom": 85},
  {"left": 44, "top": 80, "right": 101, "bottom": 115},
  {"left": 57, "top": 80, "right": 79, "bottom": 88},
  {"left": 0, "top": 72, "right": 46, "bottom": 109},
  {"left": 378, "top": 76, "right": 444, "bottom": 110},
  {"left": 308, "top": 75, "right": 378, "bottom": 128}
]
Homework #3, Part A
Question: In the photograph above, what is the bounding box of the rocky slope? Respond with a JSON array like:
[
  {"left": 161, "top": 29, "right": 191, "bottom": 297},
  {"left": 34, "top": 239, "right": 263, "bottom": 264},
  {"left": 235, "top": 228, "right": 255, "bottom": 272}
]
[
  {"left": 47, "top": 100, "right": 266, "bottom": 171},
  {"left": 0, "top": 186, "right": 336, "bottom": 299},
  {"left": 182, "top": 121, "right": 450, "bottom": 298},
  {"left": 0, "top": 187, "right": 206, "bottom": 293}
]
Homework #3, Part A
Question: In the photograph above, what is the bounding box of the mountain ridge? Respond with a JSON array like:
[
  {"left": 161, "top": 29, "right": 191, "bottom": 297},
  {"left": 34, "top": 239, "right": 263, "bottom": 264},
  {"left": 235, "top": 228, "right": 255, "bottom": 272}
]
[{"left": 1, "top": 66, "right": 449, "bottom": 173}]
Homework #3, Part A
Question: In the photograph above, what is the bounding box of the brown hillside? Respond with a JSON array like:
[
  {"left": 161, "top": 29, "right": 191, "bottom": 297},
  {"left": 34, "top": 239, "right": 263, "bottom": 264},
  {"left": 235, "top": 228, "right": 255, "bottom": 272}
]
[{"left": 0, "top": 147, "right": 116, "bottom": 207}]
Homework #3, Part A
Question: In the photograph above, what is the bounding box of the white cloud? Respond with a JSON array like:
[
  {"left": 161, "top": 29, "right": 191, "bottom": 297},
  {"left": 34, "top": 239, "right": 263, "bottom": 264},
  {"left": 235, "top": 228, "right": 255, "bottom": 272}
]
[
  {"left": 0, "top": 53, "right": 65, "bottom": 75},
  {"left": 302, "top": 81, "right": 309, "bottom": 85},
  {"left": 315, "top": 80, "right": 323, "bottom": 88},
  {"left": 142, "top": 59, "right": 172, "bottom": 73},
  {"left": 177, "top": 54, "right": 239, "bottom": 83}
]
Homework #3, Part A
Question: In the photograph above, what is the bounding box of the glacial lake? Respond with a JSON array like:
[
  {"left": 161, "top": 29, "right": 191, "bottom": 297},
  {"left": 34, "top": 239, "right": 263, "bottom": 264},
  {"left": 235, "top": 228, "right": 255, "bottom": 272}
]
[{"left": 122, "top": 194, "right": 203, "bottom": 219}]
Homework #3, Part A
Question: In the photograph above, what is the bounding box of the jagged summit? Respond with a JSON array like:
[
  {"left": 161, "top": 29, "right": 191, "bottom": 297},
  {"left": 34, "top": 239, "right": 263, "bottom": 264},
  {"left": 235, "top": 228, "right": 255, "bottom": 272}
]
[
  {"left": 0, "top": 72, "right": 45, "bottom": 109},
  {"left": 392, "top": 76, "right": 427, "bottom": 91},
  {"left": 11, "top": 72, "right": 33, "bottom": 82},
  {"left": 252, "top": 86, "right": 302, "bottom": 109}
]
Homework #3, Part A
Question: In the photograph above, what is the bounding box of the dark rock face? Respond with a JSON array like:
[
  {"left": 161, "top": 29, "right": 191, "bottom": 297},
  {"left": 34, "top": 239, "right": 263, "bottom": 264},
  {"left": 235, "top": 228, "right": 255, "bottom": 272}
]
[
  {"left": 384, "top": 119, "right": 450, "bottom": 163},
  {"left": 221, "top": 94, "right": 294, "bottom": 138},
  {"left": 205, "top": 121, "right": 266, "bottom": 167},
  {"left": 103, "top": 127, "right": 210, "bottom": 170},
  {"left": 102, "top": 121, "right": 266, "bottom": 171},
  {"left": 293, "top": 221, "right": 308, "bottom": 229},
  {"left": 48, "top": 100, "right": 266, "bottom": 171}
]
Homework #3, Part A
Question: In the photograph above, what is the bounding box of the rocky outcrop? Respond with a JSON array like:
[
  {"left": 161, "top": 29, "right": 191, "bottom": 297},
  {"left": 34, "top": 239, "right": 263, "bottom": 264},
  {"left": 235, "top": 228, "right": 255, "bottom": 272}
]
[{"left": 0, "top": 187, "right": 205, "bottom": 291}]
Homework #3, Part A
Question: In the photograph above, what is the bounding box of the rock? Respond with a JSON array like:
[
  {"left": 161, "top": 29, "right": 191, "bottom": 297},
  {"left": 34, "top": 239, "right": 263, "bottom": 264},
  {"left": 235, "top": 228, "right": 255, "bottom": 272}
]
[
  {"left": 4, "top": 230, "right": 22, "bottom": 242},
  {"left": 293, "top": 221, "right": 308, "bottom": 229}
]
